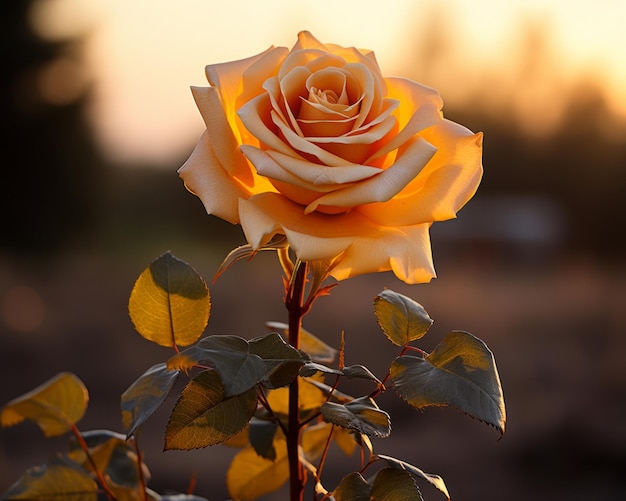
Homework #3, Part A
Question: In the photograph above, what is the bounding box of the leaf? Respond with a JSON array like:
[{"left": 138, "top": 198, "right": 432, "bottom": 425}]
[
  {"left": 332, "top": 427, "right": 358, "bottom": 457},
  {"left": 2, "top": 456, "right": 98, "bottom": 500},
  {"left": 370, "top": 468, "right": 423, "bottom": 501},
  {"left": 266, "top": 376, "right": 326, "bottom": 415},
  {"left": 129, "top": 252, "right": 210, "bottom": 348},
  {"left": 332, "top": 472, "right": 372, "bottom": 501},
  {"left": 299, "top": 363, "right": 381, "bottom": 386},
  {"left": 266, "top": 321, "right": 337, "bottom": 363},
  {"left": 68, "top": 430, "right": 150, "bottom": 489},
  {"left": 121, "top": 363, "right": 179, "bottom": 437},
  {"left": 226, "top": 440, "right": 289, "bottom": 501},
  {"left": 249, "top": 332, "right": 310, "bottom": 388},
  {"left": 1, "top": 372, "right": 88, "bottom": 437},
  {"left": 376, "top": 455, "right": 449, "bottom": 500},
  {"left": 390, "top": 331, "right": 506, "bottom": 435},
  {"left": 300, "top": 422, "right": 332, "bottom": 462},
  {"left": 320, "top": 397, "right": 391, "bottom": 438},
  {"left": 342, "top": 365, "right": 382, "bottom": 385},
  {"left": 374, "top": 290, "right": 433, "bottom": 346},
  {"left": 299, "top": 362, "right": 343, "bottom": 377},
  {"left": 167, "top": 335, "right": 266, "bottom": 397},
  {"left": 165, "top": 370, "right": 257, "bottom": 450},
  {"left": 249, "top": 419, "right": 278, "bottom": 460}
]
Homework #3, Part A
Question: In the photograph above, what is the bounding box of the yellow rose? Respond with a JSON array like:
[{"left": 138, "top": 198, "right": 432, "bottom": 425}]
[{"left": 179, "top": 31, "right": 482, "bottom": 284}]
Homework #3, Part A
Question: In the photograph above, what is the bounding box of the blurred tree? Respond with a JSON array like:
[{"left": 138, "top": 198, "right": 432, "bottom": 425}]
[{"left": 0, "top": 0, "right": 104, "bottom": 257}]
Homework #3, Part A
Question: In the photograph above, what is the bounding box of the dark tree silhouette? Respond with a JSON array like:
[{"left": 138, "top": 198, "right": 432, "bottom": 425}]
[{"left": 0, "top": 0, "right": 104, "bottom": 257}]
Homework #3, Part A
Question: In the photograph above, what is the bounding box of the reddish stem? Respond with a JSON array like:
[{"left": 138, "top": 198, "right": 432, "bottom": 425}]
[
  {"left": 131, "top": 436, "right": 148, "bottom": 501},
  {"left": 70, "top": 423, "right": 117, "bottom": 500},
  {"left": 286, "top": 261, "right": 308, "bottom": 501}
]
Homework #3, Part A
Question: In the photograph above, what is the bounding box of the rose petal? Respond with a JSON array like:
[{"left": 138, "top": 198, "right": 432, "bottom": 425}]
[
  {"left": 238, "top": 94, "right": 298, "bottom": 156},
  {"left": 205, "top": 47, "right": 285, "bottom": 141},
  {"left": 241, "top": 146, "right": 381, "bottom": 186},
  {"left": 358, "top": 122, "right": 483, "bottom": 226},
  {"left": 366, "top": 77, "right": 443, "bottom": 163},
  {"left": 178, "top": 131, "right": 252, "bottom": 224},
  {"left": 191, "top": 86, "right": 254, "bottom": 186},
  {"left": 331, "top": 225, "right": 436, "bottom": 284},
  {"left": 266, "top": 110, "right": 358, "bottom": 167},
  {"left": 305, "top": 136, "right": 437, "bottom": 214},
  {"left": 293, "top": 31, "right": 328, "bottom": 52},
  {"left": 238, "top": 193, "right": 435, "bottom": 283}
]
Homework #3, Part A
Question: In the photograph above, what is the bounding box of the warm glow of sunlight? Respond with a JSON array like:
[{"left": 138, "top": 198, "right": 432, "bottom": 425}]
[{"left": 30, "top": 0, "right": 626, "bottom": 165}]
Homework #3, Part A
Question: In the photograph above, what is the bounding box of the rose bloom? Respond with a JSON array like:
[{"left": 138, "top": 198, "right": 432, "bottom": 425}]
[{"left": 179, "top": 31, "right": 482, "bottom": 284}]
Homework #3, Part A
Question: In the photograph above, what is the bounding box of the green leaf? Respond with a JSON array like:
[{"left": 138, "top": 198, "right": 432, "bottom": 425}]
[
  {"left": 321, "top": 397, "right": 391, "bottom": 438},
  {"left": 249, "top": 332, "right": 310, "bottom": 388},
  {"left": 390, "top": 331, "right": 506, "bottom": 435},
  {"left": 343, "top": 365, "right": 382, "bottom": 385},
  {"left": 121, "top": 363, "right": 179, "bottom": 437},
  {"left": 299, "top": 362, "right": 343, "bottom": 377},
  {"left": 376, "top": 454, "right": 449, "bottom": 500},
  {"left": 226, "top": 440, "right": 289, "bottom": 501},
  {"left": 332, "top": 472, "right": 371, "bottom": 501},
  {"left": 129, "top": 251, "right": 210, "bottom": 348},
  {"left": 3, "top": 457, "right": 98, "bottom": 500},
  {"left": 249, "top": 419, "right": 278, "bottom": 460},
  {"left": 266, "top": 321, "right": 337, "bottom": 363},
  {"left": 374, "top": 290, "right": 433, "bottom": 346},
  {"left": 1, "top": 372, "right": 88, "bottom": 437},
  {"left": 167, "top": 335, "right": 266, "bottom": 397},
  {"left": 299, "top": 363, "right": 381, "bottom": 386},
  {"left": 370, "top": 468, "right": 423, "bottom": 501},
  {"left": 165, "top": 370, "right": 257, "bottom": 450}
]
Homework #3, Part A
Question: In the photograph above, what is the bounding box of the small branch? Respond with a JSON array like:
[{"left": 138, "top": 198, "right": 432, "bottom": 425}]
[
  {"left": 314, "top": 425, "right": 335, "bottom": 486},
  {"left": 70, "top": 423, "right": 117, "bottom": 500},
  {"left": 131, "top": 436, "right": 148, "bottom": 501},
  {"left": 257, "top": 386, "right": 288, "bottom": 436}
]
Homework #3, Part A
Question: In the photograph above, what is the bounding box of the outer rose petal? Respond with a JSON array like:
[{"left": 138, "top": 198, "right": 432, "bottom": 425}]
[
  {"left": 191, "top": 86, "right": 254, "bottom": 186},
  {"left": 205, "top": 47, "right": 288, "bottom": 139},
  {"left": 358, "top": 121, "right": 483, "bottom": 226},
  {"left": 238, "top": 193, "right": 436, "bottom": 284},
  {"left": 178, "top": 131, "right": 251, "bottom": 224}
]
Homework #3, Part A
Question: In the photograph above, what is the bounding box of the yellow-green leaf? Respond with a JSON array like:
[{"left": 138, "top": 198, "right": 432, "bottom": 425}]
[
  {"left": 68, "top": 430, "right": 150, "bottom": 489},
  {"left": 370, "top": 468, "right": 422, "bottom": 501},
  {"left": 374, "top": 289, "right": 433, "bottom": 346},
  {"left": 265, "top": 321, "right": 337, "bottom": 363},
  {"left": 333, "top": 472, "right": 371, "bottom": 501},
  {"left": 3, "top": 461, "right": 98, "bottom": 500},
  {"left": 226, "top": 440, "right": 289, "bottom": 501},
  {"left": 129, "top": 252, "right": 210, "bottom": 348},
  {"left": 376, "top": 454, "right": 449, "bottom": 500},
  {"left": 266, "top": 376, "right": 326, "bottom": 415},
  {"left": 1, "top": 372, "right": 88, "bottom": 437},
  {"left": 320, "top": 397, "right": 391, "bottom": 439},
  {"left": 391, "top": 331, "right": 506, "bottom": 436},
  {"left": 165, "top": 371, "right": 257, "bottom": 450}
]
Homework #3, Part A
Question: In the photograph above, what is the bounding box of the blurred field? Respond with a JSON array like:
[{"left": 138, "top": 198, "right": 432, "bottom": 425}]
[{"left": 1, "top": 169, "right": 625, "bottom": 499}]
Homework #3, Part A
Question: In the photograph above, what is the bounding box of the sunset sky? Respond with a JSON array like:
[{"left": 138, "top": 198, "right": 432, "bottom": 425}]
[{"left": 30, "top": 0, "right": 626, "bottom": 165}]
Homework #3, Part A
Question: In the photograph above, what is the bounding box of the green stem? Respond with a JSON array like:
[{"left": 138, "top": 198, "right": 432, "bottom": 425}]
[{"left": 286, "top": 261, "right": 308, "bottom": 501}]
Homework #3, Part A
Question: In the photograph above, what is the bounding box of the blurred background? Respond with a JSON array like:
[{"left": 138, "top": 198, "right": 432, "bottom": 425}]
[{"left": 1, "top": 0, "right": 625, "bottom": 499}]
